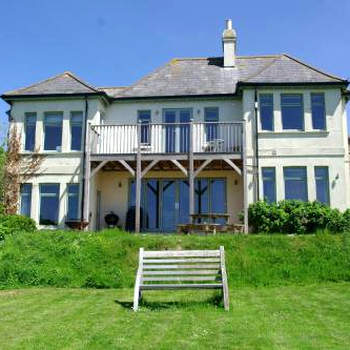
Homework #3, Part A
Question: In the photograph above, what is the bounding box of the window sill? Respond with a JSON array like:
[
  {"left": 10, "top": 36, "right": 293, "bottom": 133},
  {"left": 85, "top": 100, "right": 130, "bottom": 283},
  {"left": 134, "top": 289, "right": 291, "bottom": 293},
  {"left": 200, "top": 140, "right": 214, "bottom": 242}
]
[{"left": 258, "top": 130, "right": 329, "bottom": 136}]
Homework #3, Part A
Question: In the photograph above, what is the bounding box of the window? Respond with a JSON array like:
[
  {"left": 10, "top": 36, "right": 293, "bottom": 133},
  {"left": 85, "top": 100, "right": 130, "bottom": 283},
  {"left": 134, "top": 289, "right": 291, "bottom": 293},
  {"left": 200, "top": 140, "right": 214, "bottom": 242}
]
[
  {"left": 284, "top": 167, "right": 308, "bottom": 201},
  {"left": 20, "top": 184, "right": 32, "bottom": 217},
  {"left": 39, "top": 184, "right": 60, "bottom": 225},
  {"left": 138, "top": 110, "right": 151, "bottom": 144},
  {"left": 262, "top": 167, "right": 276, "bottom": 202},
  {"left": 44, "top": 113, "right": 63, "bottom": 151},
  {"left": 205, "top": 107, "right": 219, "bottom": 141},
  {"left": 281, "top": 94, "right": 304, "bottom": 130},
  {"left": 67, "top": 184, "right": 80, "bottom": 220},
  {"left": 24, "top": 113, "right": 36, "bottom": 151},
  {"left": 315, "top": 167, "right": 329, "bottom": 205},
  {"left": 70, "top": 112, "right": 83, "bottom": 151},
  {"left": 259, "top": 94, "right": 274, "bottom": 131},
  {"left": 311, "top": 93, "right": 326, "bottom": 130}
]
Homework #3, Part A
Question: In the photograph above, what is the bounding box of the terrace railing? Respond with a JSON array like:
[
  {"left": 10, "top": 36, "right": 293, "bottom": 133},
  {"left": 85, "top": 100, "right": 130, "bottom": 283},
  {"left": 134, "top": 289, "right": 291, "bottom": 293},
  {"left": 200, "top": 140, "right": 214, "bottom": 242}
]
[{"left": 90, "top": 121, "right": 243, "bottom": 155}]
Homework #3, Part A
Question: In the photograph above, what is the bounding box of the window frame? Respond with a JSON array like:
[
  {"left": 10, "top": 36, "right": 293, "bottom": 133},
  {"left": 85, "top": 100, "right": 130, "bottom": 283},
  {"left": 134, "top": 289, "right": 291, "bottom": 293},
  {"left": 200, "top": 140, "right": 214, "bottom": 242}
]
[
  {"left": 70, "top": 111, "right": 84, "bottom": 151},
  {"left": 39, "top": 183, "right": 60, "bottom": 225},
  {"left": 66, "top": 183, "right": 80, "bottom": 221},
  {"left": 204, "top": 107, "right": 219, "bottom": 141},
  {"left": 20, "top": 183, "right": 32, "bottom": 217},
  {"left": 138, "top": 110, "right": 151, "bottom": 145},
  {"left": 262, "top": 167, "right": 276, "bottom": 202},
  {"left": 283, "top": 166, "right": 308, "bottom": 201},
  {"left": 43, "top": 112, "right": 63, "bottom": 152},
  {"left": 24, "top": 112, "right": 37, "bottom": 152},
  {"left": 311, "top": 93, "right": 326, "bottom": 130},
  {"left": 281, "top": 93, "right": 304, "bottom": 131},
  {"left": 259, "top": 94, "right": 274, "bottom": 131},
  {"left": 314, "top": 166, "right": 330, "bottom": 205}
]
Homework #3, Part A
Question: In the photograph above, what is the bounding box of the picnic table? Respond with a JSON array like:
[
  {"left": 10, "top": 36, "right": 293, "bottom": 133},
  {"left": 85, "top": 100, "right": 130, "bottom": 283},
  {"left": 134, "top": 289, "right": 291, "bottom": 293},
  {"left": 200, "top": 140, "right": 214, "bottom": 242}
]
[{"left": 190, "top": 213, "right": 230, "bottom": 224}]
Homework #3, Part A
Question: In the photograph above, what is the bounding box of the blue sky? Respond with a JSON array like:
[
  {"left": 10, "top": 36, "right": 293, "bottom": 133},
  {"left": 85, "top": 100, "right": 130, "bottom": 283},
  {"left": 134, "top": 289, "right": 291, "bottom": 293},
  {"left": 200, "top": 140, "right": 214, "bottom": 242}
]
[{"left": 0, "top": 0, "right": 349, "bottom": 142}]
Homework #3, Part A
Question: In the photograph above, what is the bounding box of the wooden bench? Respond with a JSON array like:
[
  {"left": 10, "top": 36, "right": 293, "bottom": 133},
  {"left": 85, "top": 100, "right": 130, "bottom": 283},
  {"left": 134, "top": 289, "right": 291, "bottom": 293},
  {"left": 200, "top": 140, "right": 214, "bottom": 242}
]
[
  {"left": 133, "top": 246, "right": 229, "bottom": 311},
  {"left": 177, "top": 223, "right": 244, "bottom": 234}
]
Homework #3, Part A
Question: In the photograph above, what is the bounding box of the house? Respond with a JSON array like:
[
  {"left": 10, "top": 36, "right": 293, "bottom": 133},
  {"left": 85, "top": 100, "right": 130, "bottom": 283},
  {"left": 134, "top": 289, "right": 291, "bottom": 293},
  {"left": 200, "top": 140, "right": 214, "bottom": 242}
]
[{"left": 2, "top": 19, "right": 349, "bottom": 233}]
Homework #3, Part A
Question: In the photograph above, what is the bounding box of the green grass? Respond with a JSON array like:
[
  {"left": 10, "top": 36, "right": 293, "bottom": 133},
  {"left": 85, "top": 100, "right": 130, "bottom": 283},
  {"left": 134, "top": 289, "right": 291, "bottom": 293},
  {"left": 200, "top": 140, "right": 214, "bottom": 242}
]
[
  {"left": 1, "top": 229, "right": 350, "bottom": 289},
  {"left": 1, "top": 283, "right": 350, "bottom": 349}
]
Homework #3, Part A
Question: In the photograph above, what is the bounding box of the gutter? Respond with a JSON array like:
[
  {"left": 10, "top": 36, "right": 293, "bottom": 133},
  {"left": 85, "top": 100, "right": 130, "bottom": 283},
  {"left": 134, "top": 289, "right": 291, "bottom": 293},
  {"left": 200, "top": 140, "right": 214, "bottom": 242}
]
[{"left": 80, "top": 96, "right": 89, "bottom": 222}]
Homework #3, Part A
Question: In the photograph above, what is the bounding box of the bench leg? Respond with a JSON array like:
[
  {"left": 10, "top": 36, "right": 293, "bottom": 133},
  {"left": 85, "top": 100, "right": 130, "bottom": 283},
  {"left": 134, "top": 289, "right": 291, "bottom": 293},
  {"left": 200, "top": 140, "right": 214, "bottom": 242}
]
[{"left": 133, "top": 283, "right": 140, "bottom": 312}]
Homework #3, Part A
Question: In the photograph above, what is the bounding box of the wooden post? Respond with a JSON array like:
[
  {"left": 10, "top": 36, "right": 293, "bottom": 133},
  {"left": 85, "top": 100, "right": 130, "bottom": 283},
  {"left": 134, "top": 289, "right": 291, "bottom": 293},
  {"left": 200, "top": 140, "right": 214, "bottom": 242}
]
[
  {"left": 220, "top": 246, "right": 229, "bottom": 311},
  {"left": 133, "top": 247, "right": 144, "bottom": 311},
  {"left": 242, "top": 120, "right": 248, "bottom": 233},
  {"left": 83, "top": 122, "right": 91, "bottom": 228},
  {"left": 135, "top": 121, "right": 142, "bottom": 233},
  {"left": 188, "top": 119, "right": 194, "bottom": 224}
]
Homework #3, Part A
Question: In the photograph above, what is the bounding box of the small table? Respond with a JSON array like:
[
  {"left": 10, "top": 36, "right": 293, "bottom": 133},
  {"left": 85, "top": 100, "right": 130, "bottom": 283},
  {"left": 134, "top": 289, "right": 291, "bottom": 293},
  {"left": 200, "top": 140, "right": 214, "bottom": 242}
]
[{"left": 190, "top": 213, "right": 230, "bottom": 224}]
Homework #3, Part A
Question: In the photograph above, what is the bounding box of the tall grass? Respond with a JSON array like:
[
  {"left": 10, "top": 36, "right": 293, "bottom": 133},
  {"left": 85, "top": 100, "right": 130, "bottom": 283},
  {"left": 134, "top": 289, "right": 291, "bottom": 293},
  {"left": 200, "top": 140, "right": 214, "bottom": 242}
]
[{"left": 0, "top": 230, "right": 349, "bottom": 289}]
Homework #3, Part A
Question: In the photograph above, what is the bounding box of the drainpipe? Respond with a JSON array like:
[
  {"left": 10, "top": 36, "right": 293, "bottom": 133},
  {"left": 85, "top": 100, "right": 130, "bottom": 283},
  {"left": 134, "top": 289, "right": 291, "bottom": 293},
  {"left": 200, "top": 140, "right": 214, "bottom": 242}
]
[
  {"left": 254, "top": 89, "right": 260, "bottom": 201},
  {"left": 80, "top": 95, "right": 89, "bottom": 222}
]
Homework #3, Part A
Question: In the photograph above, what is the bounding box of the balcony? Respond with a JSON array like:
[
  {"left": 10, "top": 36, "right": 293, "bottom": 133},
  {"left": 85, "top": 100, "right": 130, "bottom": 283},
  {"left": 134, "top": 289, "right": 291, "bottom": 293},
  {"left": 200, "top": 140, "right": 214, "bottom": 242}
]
[{"left": 89, "top": 121, "right": 243, "bottom": 158}]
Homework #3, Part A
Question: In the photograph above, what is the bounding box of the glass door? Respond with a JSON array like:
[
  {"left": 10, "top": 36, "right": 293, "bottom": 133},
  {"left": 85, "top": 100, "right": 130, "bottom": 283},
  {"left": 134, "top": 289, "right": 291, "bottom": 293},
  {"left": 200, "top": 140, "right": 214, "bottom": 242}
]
[
  {"left": 164, "top": 109, "right": 192, "bottom": 153},
  {"left": 161, "top": 180, "right": 177, "bottom": 231}
]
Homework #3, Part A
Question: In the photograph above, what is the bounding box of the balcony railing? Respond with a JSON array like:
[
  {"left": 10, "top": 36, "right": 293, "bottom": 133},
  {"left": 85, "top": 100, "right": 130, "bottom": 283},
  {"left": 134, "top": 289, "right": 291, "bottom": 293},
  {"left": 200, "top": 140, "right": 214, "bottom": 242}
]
[{"left": 90, "top": 121, "right": 243, "bottom": 155}]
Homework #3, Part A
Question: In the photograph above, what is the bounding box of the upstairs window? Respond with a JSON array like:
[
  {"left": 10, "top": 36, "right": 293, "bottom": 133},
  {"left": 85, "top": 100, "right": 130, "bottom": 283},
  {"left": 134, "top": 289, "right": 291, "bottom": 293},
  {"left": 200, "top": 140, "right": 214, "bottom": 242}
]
[
  {"left": 39, "top": 184, "right": 60, "bottom": 225},
  {"left": 259, "top": 94, "right": 274, "bottom": 131},
  {"left": 205, "top": 107, "right": 219, "bottom": 141},
  {"left": 138, "top": 110, "right": 151, "bottom": 144},
  {"left": 262, "top": 167, "right": 276, "bottom": 202},
  {"left": 20, "top": 183, "right": 32, "bottom": 217},
  {"left": 24, "top": 113, "right": 36, "bottom": 151},
  {"left": 67, "top": 184, "right": 80, "bottom": 220},
  {"left": 281, "top": 94, "right": 304, "bottom": 130},
  {"left": 284, "top": 167, "right": 308, "bottom": 201},
  {"left": 311, "top": 93, "right": 326, "bottom": 130},
  {"left": 315, "top": 166, "right": 330, "bottom": 205},
  {"left": 70, "top": 111, "right": 83, "bottom": 151},
  {"left": 44, "top": 113, "right": 63, "bottom": 151}
]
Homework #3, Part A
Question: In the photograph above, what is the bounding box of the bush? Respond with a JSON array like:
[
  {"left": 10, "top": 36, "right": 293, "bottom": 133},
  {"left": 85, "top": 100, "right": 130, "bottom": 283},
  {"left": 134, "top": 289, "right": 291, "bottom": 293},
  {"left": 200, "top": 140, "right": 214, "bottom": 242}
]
[
  {"left": 248, "top": 200, "right": 350, "bottom": 234},
  {"left": 0, "top": 214, "right": 37, "bottom": 240}
]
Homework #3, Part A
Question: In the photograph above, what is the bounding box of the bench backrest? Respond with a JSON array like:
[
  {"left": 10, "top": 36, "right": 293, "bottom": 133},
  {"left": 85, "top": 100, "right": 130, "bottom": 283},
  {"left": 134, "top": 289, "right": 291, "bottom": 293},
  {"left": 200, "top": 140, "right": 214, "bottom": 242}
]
[{"left": 138, "top": 246, "right": 226, "bottom": 289}]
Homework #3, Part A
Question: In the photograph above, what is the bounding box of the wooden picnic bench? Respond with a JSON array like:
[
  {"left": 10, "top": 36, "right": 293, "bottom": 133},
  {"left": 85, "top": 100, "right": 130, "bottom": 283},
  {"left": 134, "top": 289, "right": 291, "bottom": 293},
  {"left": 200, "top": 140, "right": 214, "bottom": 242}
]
[{"left": 133, "top": 246, "right": 229, "bottom": 311}]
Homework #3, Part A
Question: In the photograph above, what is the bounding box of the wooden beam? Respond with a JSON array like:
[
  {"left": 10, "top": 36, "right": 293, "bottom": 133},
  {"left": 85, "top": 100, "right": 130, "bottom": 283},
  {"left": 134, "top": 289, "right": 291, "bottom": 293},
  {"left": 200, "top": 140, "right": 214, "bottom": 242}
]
[
  {"left": 135, "top": 122, "right": 142, "bottom": 233},
  {"left": 170, "top": 160, "right": 188, "bottom": 177},
  {"left": 141, "top": 160, "right": 159, "bottom": 178},
  {"left": 194, "top": 159, "right": 212, "bottom": 178},
  {"left": 222, "top": 158, "right": 242, "bottom": 176},
  {"left": 189, "top": 120, "right": 195, "bottom": 223},
  {"left": 117, "top": 160, "right": 135, "bottom": 177},
  {"left": 90, "top": 160, "right": 108, "bottom": 180},
  {"left": 83, "top": 122, "right": 91, "bottom": 228}
]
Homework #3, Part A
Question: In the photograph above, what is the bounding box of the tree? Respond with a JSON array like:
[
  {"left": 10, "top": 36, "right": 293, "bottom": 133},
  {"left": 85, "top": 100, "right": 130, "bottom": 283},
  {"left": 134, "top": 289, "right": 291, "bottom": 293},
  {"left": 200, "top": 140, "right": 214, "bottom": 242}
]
[{"left": 2, "top": 125, "right": 44, "bottom": 215}]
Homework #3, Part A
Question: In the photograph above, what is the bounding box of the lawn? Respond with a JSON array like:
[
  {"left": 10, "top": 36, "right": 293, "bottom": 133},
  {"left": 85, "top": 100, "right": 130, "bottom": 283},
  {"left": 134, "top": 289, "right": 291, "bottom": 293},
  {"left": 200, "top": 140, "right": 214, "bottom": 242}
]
[{"left": 1, "top": 283, "right": 350, "bottom": 350}]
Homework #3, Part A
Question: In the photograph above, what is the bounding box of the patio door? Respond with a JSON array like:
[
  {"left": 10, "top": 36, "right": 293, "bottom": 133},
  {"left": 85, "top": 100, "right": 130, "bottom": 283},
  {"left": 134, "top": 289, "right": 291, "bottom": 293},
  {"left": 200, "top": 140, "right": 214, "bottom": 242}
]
[{"left": 164, "top": 109, "right": 192, "bottom": 153}]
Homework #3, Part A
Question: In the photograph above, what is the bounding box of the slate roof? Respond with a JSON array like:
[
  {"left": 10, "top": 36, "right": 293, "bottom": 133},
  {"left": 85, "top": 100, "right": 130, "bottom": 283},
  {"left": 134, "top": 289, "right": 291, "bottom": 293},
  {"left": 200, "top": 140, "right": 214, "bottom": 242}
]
[
  {"left": 2, "top": 71, "right": 100, "bottom": 97},
  {"left": 2, "top": 54, "right": 347, "bottom": 100}
]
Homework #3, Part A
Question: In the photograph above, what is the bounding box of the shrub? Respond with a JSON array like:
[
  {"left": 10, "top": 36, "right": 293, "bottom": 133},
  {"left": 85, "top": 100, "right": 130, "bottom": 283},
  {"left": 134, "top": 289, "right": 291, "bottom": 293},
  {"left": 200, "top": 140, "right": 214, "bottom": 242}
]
[
  {"left": 0, "top": 214, "right": 36, "bottom": 240},
  {"left": 248, "top": 200, "right": 350, "bottom": 234}
]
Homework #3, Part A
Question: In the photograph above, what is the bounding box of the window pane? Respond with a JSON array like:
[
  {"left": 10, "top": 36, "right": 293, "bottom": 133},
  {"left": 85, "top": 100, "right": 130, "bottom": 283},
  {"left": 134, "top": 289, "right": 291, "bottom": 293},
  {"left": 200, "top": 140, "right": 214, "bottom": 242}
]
[
  {"left": 284, "top": 167, "right": 307, "bottom": 201},
  {"left": 205, "top": 107, "right": 219, "bottom": 141},
  {"left": 138, "top": 110, "right": 151, "bottom": 144},
  {"left": 67, "top": 184, "right": 79, "bottom": 220},
  {"left": 24, "top": 113, "right": 36, "bottom": 151},
  {"left": 20, "top": 183, "right": 32, "bottom": 217},
  {"left": 262, "top": 167, "right": 276, "bottom": 202},
  {"left": 281, "top": 94, "right": 303, "bottom": 130},
  {"left": 210, "top": 179, "right": 226, "bottom": 224},
  {"left": 40, "top": 184, "right": 60, "bottom": 225},
  {"left": 70, "top": 112, "right": 83, "bottom": 151},
  {"left": 44, "top": 113, "right": 63, "bottom": 150},
  {"left": 311, "top": 93, "right": 326, "bottom": 130},
  {"left": 195, "top": 179, "right": 209, "bottom": 216},
  {"left": 259, "top": 94, "right": 274, "bottom": 131},
  {"left": 315, "top": 166, "right": 329, "bottom": 205}
]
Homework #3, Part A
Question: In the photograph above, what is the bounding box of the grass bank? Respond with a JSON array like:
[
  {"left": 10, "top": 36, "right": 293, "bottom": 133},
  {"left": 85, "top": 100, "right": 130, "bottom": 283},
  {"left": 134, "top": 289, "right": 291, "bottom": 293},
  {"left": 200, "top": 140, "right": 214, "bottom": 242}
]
[
  {"left": 1, "top": 230, "right": 350, "bottom": 289},
  {"left": 1, "top": 283, "right": 350, "bottom": 349}
]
